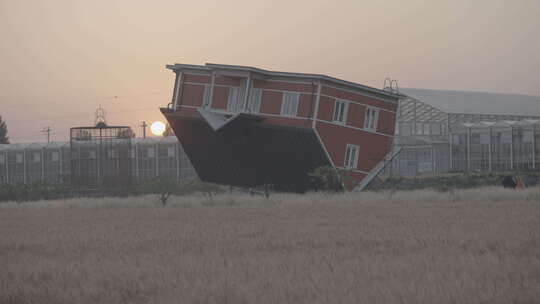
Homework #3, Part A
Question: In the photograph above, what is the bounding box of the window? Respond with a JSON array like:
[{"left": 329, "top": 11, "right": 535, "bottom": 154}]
[
  {"left": 130, "top": 149, "right": 135, "bottom": 158},
  {"left": 89, "top": 150, "right": 96, "bottom": 159},
  {"left": 167, "top": 147, "right": 175, "bottom": 157},
  {"left": 33, "top": 152, "right": 40, "bottom": 163},
  {"left": 423, "top": 123, "right": 430, "bottom": 135},
  {"left": 0, "top": 154, "right": 4, "bottom": 164},
  {"left": 480, "top": 133, "right": 490, "bottom": 144},
  {"left": 203, "top": 85, "right": 212, "bottom": 107},
  {"left": 107, "top": 149, "right": 115, "bottom": 158},
  {"left": 344, "top": 144, "right": 359, "bottom": 169},
  {"left": 227, "top": 87, "right": 242, "bottom": 112},
  {"left": 415, "top": 122, "right": 423, "bottom": 135},
  {"left": 16, "top": 153, "right": 23, "bottom": 163},
  {"left": 364, "top": 107, "right": 379, "bottom": 131},
  {"left": 51, "top": 151, "right": 59, "bottom": 162},
  {"left": 246, "top": 88, "right": 262, "bottom": 113},
  {"left": 147, "top": 147, "right": 155, "bottom": 158},
  {"left": 400, "top": 123, "right": 412, "bottom": 136},
  {"left": 281, "top": 92, "right": 299, "bottom": 117},
  {"left": 332, "top": 100, "right": 348, "bottom": 124}
]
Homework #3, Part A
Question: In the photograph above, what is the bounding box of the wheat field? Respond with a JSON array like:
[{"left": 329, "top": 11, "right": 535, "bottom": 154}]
[{"left": 1, "top": 187, "right": 540, "bottom": 304}]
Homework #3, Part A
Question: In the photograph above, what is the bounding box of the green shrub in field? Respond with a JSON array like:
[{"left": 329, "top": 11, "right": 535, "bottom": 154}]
[
  {"left": 373, "top": 171, "right": 540, "bottom": 192},
  {"left": 0, "top": 182, "right": 70, "bottom": 203},
  {"left": 309, "top": 166, "right": 344, "bottom": 192},
  {"left": 131, "top": 178, "right": 225, "bottom": 205}
]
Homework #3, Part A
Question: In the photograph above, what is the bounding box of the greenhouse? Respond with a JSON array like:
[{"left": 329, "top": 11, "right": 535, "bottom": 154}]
[
  {"left": 384, "top": 88, "right": 540, "bottom": 176},
  {"left": 0, "top": 137, "right": 196, "bottom": 185}
]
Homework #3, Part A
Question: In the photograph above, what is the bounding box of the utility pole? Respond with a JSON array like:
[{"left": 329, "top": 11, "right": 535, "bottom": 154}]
[
  {"left": 140, "top": 121, "right": 147, "bottom": 138},
  {"left": 42, "top": 127, "right": 51, "bottom": 143}
]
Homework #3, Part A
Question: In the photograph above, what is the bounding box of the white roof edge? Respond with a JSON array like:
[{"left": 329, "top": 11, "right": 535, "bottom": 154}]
[
  {"left": 400, "top": 88, "right": 540, "bottom": 117},
  {"left": 166, "top": 63, "right": 400, "bottom": 101}
]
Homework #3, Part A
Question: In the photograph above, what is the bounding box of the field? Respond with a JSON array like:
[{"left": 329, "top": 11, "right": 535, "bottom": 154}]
[{"left": 1, "top": 188, "right": 540, "bottom": 304}]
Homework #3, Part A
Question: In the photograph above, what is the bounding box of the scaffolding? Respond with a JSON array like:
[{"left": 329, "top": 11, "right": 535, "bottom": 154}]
[
  {"left": 70, "top": 126, "right": 133, "bottom": 189},
  {"left": 0, "top": 137, "right": 196, "bottom": 185},
  {"left": 385, "top": 94, "right": 540, "bottom": 176}
]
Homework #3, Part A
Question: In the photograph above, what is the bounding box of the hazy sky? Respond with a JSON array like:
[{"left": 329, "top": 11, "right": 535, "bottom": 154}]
[{"left": 1, "top": 0, "right": 539, "bottom": 143}]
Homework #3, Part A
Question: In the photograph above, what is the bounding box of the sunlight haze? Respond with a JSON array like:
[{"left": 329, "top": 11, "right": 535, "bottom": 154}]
[{"left": 1, "top": 0, "right": 539, "bottom": 142}]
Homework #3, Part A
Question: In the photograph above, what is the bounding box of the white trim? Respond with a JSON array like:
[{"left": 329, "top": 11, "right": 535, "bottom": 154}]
[
  {"left": 180, "top": 83, "right": 395, "bottom": 115},
  {"left": 176, "top": 104, "right": 393, "bottom": 137},
  {"left": 208, "top": 72, "right": 216, "bottom": 108},
  {"left": 312, "top": 82, "right": 322, "bottom": 128},
  {"left": 364, "top": 106, "right": 380, "bottom": 132},
  {"left": 332, "top": 99, "right": 349, "bottom": 125},
  {"left": 321, "top": 93, "right": 396, "bottom": 114},
  {"left": 344, "top": 143, "right": 360, "bottom": 170},
  {"left": 316, "top": 119, "right": 394, "bottom": 138},
  {"left": 173, "top": 72, "right": 183, "bottom": 109},
  {"left": 255, "top": 87, "right": 312, "bottom": 94},
  {"left": 167, "top": 63, "right": 400, "bottom": 102},
  {"left": 243, "top": 76, "right": 251, "bottom": 111},
  {"left": 335, "top": 166, "right": 369, "bottom": 175},
  {"left": 322, "top": 83, "right": 399, "bottom": 105},
  {"left": 314, "top": 128, "right": 335, "bottom": 168},
  {"left": 280, "top": 92, "right": 300, "bottom": 117}
]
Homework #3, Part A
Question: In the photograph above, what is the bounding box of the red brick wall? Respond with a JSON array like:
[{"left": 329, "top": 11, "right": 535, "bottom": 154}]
[
  {"left": 377, "top": 110, "right": 396, "bottom": 135},
  {"left": 298, "top": 94, "right": 315, "bottom": 118},
  {"left": 183, "top": 74, "right": 211, "bottom": 84},
  {"left": 346, "top": 103, "right": 365, "bottom": 129},
  {"left": 261, "top": 91, "right": 283, "bottom": 115},
  {"left": 253, "top": 80, "right": 314, "bottom": 93},
  {"left": 317, "top": 96, "right": 334, "bottom": 121},
  {"left": 180, "top": 84, "right": 204, "bottom": 107},
  {"left": 321, "top": 86, "right": 397, "bottom": 112},
  {"left": 212, "top": 87, "right": 229, "bottom": 110},
  {"left": 215, "top": 76, "right": 241, "bottom": 86},
  {"left": 316, "top": 121, "right": 393, "bottom": 175}
]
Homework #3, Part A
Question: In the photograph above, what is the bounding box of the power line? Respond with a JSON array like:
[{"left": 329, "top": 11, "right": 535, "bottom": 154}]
[
  {"left": 140, "top": 121, "right": 147, "bottom": 138},
  {"left": 42, "top": 127, "right": 52, "bottom": 143}
]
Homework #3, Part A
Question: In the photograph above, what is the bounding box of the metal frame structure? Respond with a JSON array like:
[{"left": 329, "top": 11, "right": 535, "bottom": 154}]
[
  {"left": 385, "top": 94, "right": 540, "bottom": 177},
  {"left": 0, "top": 137, "right": 196, "bottom": 185},
  {"left": 70, "top": 126, "right": 133, "bottom": 189}
]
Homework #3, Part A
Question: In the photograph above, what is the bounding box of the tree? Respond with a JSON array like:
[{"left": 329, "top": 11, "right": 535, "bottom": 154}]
[
  {"left": 162, "top": 123, "right": 175, "bottom": 137},
  {"left": 309, "top": 165, "right": 343, "bottom": 192},
  {"left": 0, "top": 116, "right": 8, "bottom": 144}
]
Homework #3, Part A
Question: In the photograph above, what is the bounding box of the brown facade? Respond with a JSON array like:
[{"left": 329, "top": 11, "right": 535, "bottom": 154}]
[{"left": 163, "top": 63, "right": 400, "bottom": 192}]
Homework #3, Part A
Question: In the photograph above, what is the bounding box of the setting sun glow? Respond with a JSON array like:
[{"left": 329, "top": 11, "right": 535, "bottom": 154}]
[{"left": 150, "top": 121, "right": 166, "bottom": 136}]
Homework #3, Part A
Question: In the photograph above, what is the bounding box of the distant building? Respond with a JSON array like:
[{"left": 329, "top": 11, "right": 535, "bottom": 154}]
[
  {"left": 387, "top": 88, "right": 540, "bottom": 176},
  {"left": 161, "top": 63, "right": 400, "bottom": 192},
  {"left": 0, "top": 137, "right": 196, "bottom": 185}
]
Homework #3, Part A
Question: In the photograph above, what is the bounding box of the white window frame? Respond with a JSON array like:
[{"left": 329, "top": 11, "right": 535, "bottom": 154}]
[
  {"left": 51, "top": 151, "right": 59, "bottom": 162},
  {"left": 147, "top": 147, "right": 155, "bottom": 158},
  {"left": 203, "top": 85, "right": 212, "bottom": 107},
  {"left": 33, "top": 152, "right": 41, "bottom": 163},
  {"left": 167, "top": 146, "right": 175, "bottom": 158},
  {"left": 281, "top": 92, "right": 299, "bottom": 117},
  {"left": 227, "top": 87, "right": 242, "bottom": 112},
  {"left": 344, "top": 144, "right": 359, "bottom": 169},
  {"left": 364, "top": 107, "right": 379, "bottom": 132},
  {"left": 246, "top": 88, "right": 262, "bottom": 113},
  {"left": 332, "top": 99, "right": 348, "bottom": 124}
]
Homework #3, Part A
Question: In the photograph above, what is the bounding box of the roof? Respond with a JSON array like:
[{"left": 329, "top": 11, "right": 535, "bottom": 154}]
[
  {"left": 400, "top": 88, "right": 540, "bottom": 117},
  {"left": 0, "top": 137, "right": 180, "bottom": 152},
  {"left": 167, "top": 63, "right": 400, "bottom": 101}
]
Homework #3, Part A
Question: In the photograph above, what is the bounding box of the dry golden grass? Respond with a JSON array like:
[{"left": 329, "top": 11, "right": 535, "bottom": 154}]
[{"left": 1, "top": 187, "right": 540, "bottom": 304}]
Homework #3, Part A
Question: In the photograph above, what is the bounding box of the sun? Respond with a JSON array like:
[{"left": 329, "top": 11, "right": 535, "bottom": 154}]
[{"left": 150, "top": 121, "right": 166, "bottom": 136}]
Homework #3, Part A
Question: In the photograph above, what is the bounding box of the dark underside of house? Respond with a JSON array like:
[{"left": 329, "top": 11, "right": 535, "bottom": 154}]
[{"left": 161, "top": 108, "right": 330, "bottom": 192}]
